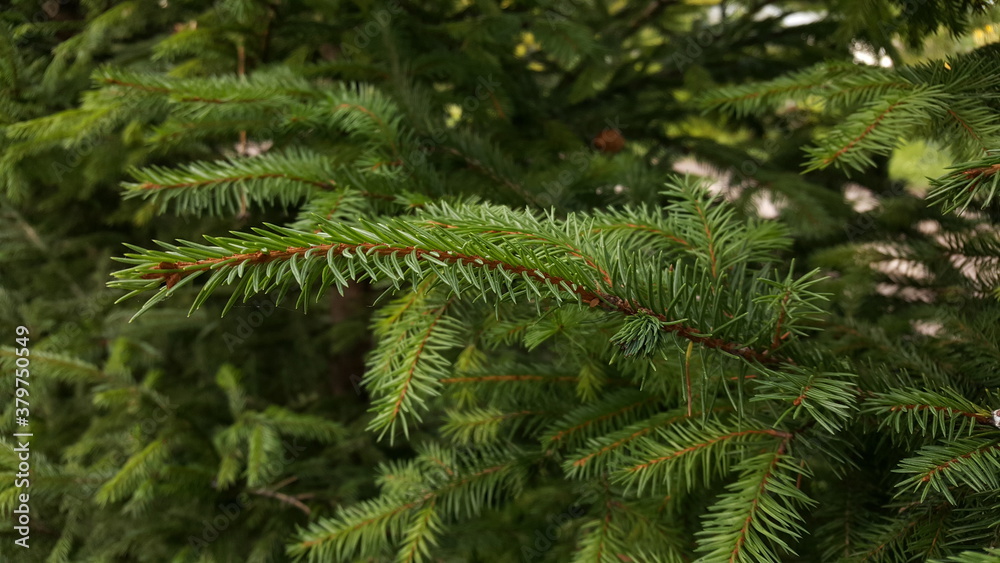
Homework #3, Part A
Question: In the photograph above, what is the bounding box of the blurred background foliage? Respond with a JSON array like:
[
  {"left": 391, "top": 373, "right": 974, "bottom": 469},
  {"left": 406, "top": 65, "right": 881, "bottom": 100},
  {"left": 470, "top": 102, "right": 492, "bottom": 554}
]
[{"left": 0, "top": 0, "right": 998, "bottom": 561}]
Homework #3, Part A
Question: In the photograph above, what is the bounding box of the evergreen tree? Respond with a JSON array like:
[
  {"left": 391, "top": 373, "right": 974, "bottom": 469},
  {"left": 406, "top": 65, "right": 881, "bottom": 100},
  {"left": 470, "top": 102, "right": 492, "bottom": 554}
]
[
  {"left": 3, "top": 1, "right": 1000, "bottom": 562},
  {"left": 695, "top": 36, "right": 1000, "bottom": 561}
]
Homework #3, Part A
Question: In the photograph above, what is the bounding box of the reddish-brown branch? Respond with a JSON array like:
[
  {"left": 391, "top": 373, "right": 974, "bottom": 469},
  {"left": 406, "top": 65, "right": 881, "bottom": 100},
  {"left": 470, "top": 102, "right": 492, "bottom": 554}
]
[
  {"left": 442, "top": 463, "right": 507, "bottom": 490},
  {"left": 834, "top": 81, "right": 913, "bottom": 97},
  {"left": 693, "top": 202, "right": 718, "bottom": 278},
  {"left": 730, "top": 442, "right": 788, "bottom": 563},
  {"left": 888, "top": 404, "right": 992, "bottom": 425},
  {"left": 389, "top": 304, "right": 448, "bottom": 424},
  {"left": 136, "top": 173, "right": 328, "bottom": 191},
  {"left": 955, "top": 163, "right": 1000, "bottom": 194},
  {"left": 927, "top": 524, "right": 943, "bottom": 558},
  {"left": 573, "top": 426, "right": 658, "bottom": 468},
  {"left": 464, "top": 410, "right": 542, "bottom": 428},
  {"left": 248, "top": 487, "right": 311, "bottom": 516},
  {"left": 862, "top": 520, "right": 920, "bottom": 561},
  {"left": 684, "top": 341, "right": 694, "bottom": 417},
  {"left": 961, "top": 163, "right": 1000, "bottom": 182},
  {"left": 336, "top": 103, "right": 398, "bottom": 157},
  {"left": 487, "top": 91, "right": 506, "bottom": 119},
  {"left": 297, "top": 463, "right": 506, "bottom": 549},
  {"left": 427, "top": 221, "right": 613, "bottom": 286},
  {"left": 551, "top": 397, "right": 657, "bottom": 444},
  {"left": 370, "top": 159, "right": 403, "bottom": 170},
  {"left": 402, "top": 499, "right": 438, "bottom": 563},
  {"left": 624, "top": 429, "right": 791, "bottom": 473},
  {"left": 358, "top": 191, "right": 396, "bottom": 201},
  {"left": 570, "top": 408, "right": 731, "bottom": 468},
  {"left": 771, "top": 292, "right": 792, "bottom": 351},
  {"left": 440, "top": 374, "right": 577, "bottom": 384},
  {"left": 157, "top": 119, "right": 269, "bottom": 141},
  {"left": 594, "top": 499, "right": 612, "bottom": 562},
  {"left": 102, "top": 78, "right": 170, "bottom": 94},
  {"left": 593, "top": 223, "right": 691, "bottom": 248},
  {"left": 140, "top": 242, "right": 785, "bottom": 364},
  {"left": 426, "top": 456, "right": 454, "bottom": 477},
  {"left": 920, "top": 442, "right": 1000, "bottom": 482},
  {"left": 823, "top": 101, "right": 902, "bottom": 165},
  {"left": 792, "top": 386, "right": 811, "bottom": 407},
  {"left": 947, "top": 109, "right": 984, "bottom": 144},
  {"left": 962, "top": 164, "right": 1000, "bottom": 177},
  {"left": 101, "top": 78, "right": 269, "bottom": 104},
  {"left": 298, "top": 499, "right": 422, "bottom": 547}
]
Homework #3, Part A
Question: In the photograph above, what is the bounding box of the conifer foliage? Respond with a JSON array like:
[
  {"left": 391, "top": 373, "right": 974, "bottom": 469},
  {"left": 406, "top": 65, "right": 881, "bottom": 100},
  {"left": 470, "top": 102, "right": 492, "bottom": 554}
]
[{"left": 4, "top": 1, "right": 1000, "bottom": 562}]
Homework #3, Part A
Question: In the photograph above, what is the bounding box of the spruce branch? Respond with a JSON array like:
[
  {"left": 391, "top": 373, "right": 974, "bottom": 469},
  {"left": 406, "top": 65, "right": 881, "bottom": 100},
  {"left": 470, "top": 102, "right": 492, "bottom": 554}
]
[
  {"left": 441, "top": 407, "right": 549, "bottom": 445},
  {"left": 695, "top": 448, "right": 814, "bottom": 563},
  {"left": 545, "top": 389, "right": 661, "bottom": 449},
  {"left": 288, "top": 450, "right": 525, "bottom": 562},
  {"left": 438, "top": 364, "right": 584, "bottom": 407},
  {"left": 0, "top": 347, "right": 106, "bottom": 383},
  {"left": 364, "top": 284, "right": 460, "bottom": 441},
  {"left": 246, "top": 423, "right": 282, "bottom": 488},
  {"left": 934, "top": 548, "right": 1000, "bottom": 562},
  {"left": 563, "top": 407, "right": 731, "bottom": 478},
  {"left": 608, "top": 416, "right": 792, "bottom": 494},
  {"left": 110, "top": 193, "right": 817, "bottom": 366},
  {"left": 94, "top": 439, "right": 169, "bottom": 506},
  {"left": 854, "top": 510, "right": 940, "bottom": 562},
  {"left": 703, "top": 46, "right": 1000, "bottom": 174},
  {"left": 749, "top": 365, "right": 857, "bottom": 433},
  {"left": 866, "top": 388, "right": 993, "bottom": 440},
  {"left": 805, "top": 88, "right": 946, "bottom": 173},
  {"left": 699, "top": 64, "right": 832, "bottom": 117},
  {"left": 96, "top": 67, "right": 321, "bottom": 105},
  {"left": 928, "top": 153, "right": 1000, "bottom": 214},
  {"left": 895, "top": 437, "right": 1000, "bottom": 503},
  {"left": 123, "top": 148, "right": 340, "bottom": 215}
]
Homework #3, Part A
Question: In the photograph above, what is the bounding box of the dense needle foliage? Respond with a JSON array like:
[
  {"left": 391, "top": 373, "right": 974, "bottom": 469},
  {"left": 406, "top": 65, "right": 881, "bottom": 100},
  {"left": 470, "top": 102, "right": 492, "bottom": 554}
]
[{"left": 2, "top": 1, "right": 1000, "bottom": 562}]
